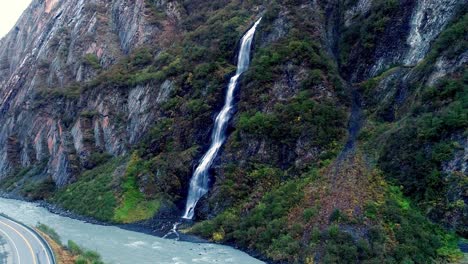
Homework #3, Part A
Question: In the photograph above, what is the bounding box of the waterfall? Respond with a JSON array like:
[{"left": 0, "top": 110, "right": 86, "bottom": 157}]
[
  {"left": 163, "top": 222, "right": 180, "bottom": 240},
  {"left": 182, "top": 18, "right": 262, "bottom": 220}
]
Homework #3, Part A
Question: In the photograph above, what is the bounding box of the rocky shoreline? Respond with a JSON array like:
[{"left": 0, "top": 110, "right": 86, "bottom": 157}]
[
  {"left": 0, "top": 191, "right": 200, "bottom": 240},
  {"left": 0, "top": 192, "right": 272, "bottom": 263}
]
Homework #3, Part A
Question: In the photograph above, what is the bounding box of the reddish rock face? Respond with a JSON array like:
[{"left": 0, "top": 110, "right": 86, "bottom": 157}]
[
  {"left": 45, "top": 0, "right": 59, "bottom": 13},
  {"left": 0, "top": 1, "right": 465, "bottom": 260},
  {"left": 0, "top": 0, "right": 464, "bottom": 207},
  {"left": 0, "top": 0, "right": 180, "bottom": 185}
]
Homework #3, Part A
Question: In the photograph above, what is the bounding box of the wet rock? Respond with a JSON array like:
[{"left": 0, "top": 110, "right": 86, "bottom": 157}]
[
  {"left": 404, "top": 0, "right": 463, "bottom": 65},
  {"left": 344, "top": 0, "right": 372, "bottom": 27},
  {"left": 427, "top": 51, "right": 468, "bottom": 86}
]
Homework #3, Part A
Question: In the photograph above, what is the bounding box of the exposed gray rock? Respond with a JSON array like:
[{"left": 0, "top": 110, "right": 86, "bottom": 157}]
[
  {"left": 344, "top": 0, "right": 372, "bottom": 27},
  {"left": 156, "top": 80, "right": 173, "bottom": 103},
  {"left": 345, "top": 0, "right": 463, "bottom": 82},
  {"left": 0, "top": 0, "right": 181, "bottom": 184},
  {"left": 262, "top": 12, "right": 290, "bottom": 45},
  {"left": 111, "top": 0, "right": 160, "bottom": 53},
  {"left": 443, "top": 136, "right": 468, "bottom": 176},
  {"left": 404, "top": 0, "right": 463, "bottom": 65},
  {"left": 427, "top": 51, "right": 468, "bottom": 86}
]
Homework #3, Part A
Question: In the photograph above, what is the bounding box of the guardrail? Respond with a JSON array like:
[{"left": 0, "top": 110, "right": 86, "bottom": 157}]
[{"left": 0, "top": 213, "right": 57, "bottom": 264}]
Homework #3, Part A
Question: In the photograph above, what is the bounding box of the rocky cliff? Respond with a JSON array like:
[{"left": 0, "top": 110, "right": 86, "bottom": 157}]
[
  {"left": 0, "top": 0, "right": 182, "bottom": 185},
  {"left": 0, "top": 0, "right": 466, "bottom": 263}
]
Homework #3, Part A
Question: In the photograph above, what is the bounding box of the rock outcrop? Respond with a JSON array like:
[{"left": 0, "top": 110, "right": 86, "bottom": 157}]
[
  {"left": 0, "top": 1, "right": 466, "bottom": 261},
  {"left": 0, "top": 0, "right": 181, "bottom": 185}
]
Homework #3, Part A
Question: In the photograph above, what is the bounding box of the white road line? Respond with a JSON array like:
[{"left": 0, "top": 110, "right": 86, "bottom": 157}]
[
  {"left": 5, "top": 218, "right": 52, "bottom": 264},
  {"left": 0, "top": 220, "right": 37, "bottom": 264},
  {"left": 0, "top": 227, "right": 21, "bottom": 264}
]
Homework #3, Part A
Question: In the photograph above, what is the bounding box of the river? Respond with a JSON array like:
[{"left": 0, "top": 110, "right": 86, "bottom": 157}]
[{"left": 0, "top": 197, "right": 264, "bottom": 264}]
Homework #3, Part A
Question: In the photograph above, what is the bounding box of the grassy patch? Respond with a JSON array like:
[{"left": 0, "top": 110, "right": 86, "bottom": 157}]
[
  {"left": 53, "top": 158, "right": 122, "bottom": 222},
  {"left": 36, "top": 224, "right": 105, "bottom": 264},
  {"left": 82, "top": 54, "right": 101, "bottom": 70},
  {"left": 37, "top": 223, "right": 62, "bottom": 245},
  {"left": 113, "top": 154, "right": 161, "bottom": 223}
]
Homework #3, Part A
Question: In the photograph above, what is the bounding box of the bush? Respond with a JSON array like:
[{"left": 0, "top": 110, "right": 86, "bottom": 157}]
[
  {"left": 417, "top": 12, "right": 468, "bottom": 73},
  {"left": 238, "top": 111, "right": 281, "bottom": 138},
  {"left": 301, "top": 69, "right": 324, "bottom": 88},
  {"left": 36, "top": 223, "right": 61, "bottom": 245},
  {"left": 339, "top": 0, "right": 401, "bottom": 66},
  {"left": 379, "top": 69, "right": 467, "bottom": 207},
  {"left": 68, "top": 240, "right": 105, "bottom": 264},
  {"left": 113, "top": 153, "right": 161, "bottom": 223},
  {"left": 186, "top": 99, "right": 210, "bottom": 116},
  {"left": 238, "top": 93, "right": 347, "bottom": 147},
  {"left": 67, "top": 240, "right": 83, "bottom": 255},
  {"left": 131, "top": 48, "right": 153, "bottom": 67},
  {"left": 192, "top": 179, "right": 309, "bottom": 262},
  {"left": 82, "top": 54, "right": 101, "bottom": 70},
  {"left": 84, "top": 152, "right": 112, "bottom": 170},
  {"left": 22, "top": 177, "right": 56, "bottom": 200},
  {"left": 53, "top": 158, "right": 121, "bottom": 221}
]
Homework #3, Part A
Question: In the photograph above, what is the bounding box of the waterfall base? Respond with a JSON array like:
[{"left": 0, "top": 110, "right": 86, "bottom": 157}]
[{"left": 163, "top": 222, "right": 180, "bottom": 240}]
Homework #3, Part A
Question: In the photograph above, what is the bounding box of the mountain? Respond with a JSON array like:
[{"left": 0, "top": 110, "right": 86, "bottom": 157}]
[{"left": 0, "top": 0, "right": 466, "bottom": 263}]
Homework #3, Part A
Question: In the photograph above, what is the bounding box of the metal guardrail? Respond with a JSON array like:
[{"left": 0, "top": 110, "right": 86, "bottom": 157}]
[{"left": 0, "top": 213, "right": 57, "bottom": 264}]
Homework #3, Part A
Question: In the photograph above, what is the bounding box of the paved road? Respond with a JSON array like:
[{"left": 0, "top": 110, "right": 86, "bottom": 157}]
[{"left": 0, "top": 215, "right": 53, "bottom": 264}]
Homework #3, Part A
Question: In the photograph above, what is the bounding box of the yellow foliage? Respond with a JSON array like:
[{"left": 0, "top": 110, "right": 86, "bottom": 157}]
[
  {"left": 212, "top": 229, "right": 225, "bottom": 242},
  {"left": 305, "top": 256, "right": 314, "bottom": 264}
]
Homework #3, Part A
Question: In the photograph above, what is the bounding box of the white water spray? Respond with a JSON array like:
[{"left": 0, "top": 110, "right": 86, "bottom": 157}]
[
  {"left": 163, "top": 222, "right": 180, "bottom": 240},
  {"left": 182, "top": 18, "right": 262, "bottom": 220}
]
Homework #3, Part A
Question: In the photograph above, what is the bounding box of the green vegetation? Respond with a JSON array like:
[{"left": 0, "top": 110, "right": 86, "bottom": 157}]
[
  {"left": 0, "top": 168, "right": 31, "bottom": 192},
  {"left": 352, "top": 9, "right": 468, "bottom": 238},
  {"left": 68, "top": 240, "right": 105, "bottom": 264},
  {"left": 53, "top": 153, "right": 171, "bottom": 223},
  {"left": 192, "top": 173, "right": 462, "bottom": 263},
  {"left": 35, "top": 83, "right": 83, "bottom": 102},
  {"left": 244, "top": 33, "right": 344, "bottom": 98},
  {"left": 53, "top": 158, "right": 121, "bottom": 221},
  {"left": 365, "top": 187, "right": 462, "bottom": 263},
  {"left": 36, "top": 224, "right": 105, "bottom": 264},
  {"left": 130, "top": 48, "right": 153, "bottom": 67},
  {"left": 84, "top": 152, "right": 113, "bottom": 170},
  {"left": 80, "top": 110, "right": 99, "bottom": 119},
  {"left": 113, "top": 153, "right": 161, "bottom": 223},
  {"left": 239, "top": 91, "right": 347, "bottom": 147},
  {"left": 377, "top": 69, "right": 467, "bottom": 235},
  {"left": 1, "top": 1, "right": 463, "bottom": 263},
  {"left": 192, "top": 178, "right": 309, "bottom": 263},
  {"left": 82, "top": 54, "right": 101, "bottom": 70},
  {"left": 416, "top": 12, "right": 468, "bottom": 74},
  {"left": 356, "top": 11, "right": 467, "bottom": 242},
  {"left": 0, "top": 162, "right": 56, "bottom": 200},
  {"left": 339, "top": 0, "right": 400, "bottom": 68},
  {"left": 37, "top": 223, "right": 62, "bottom": 245},
  {"left": 144, "top": 0, "right": 168, "bottom": 25},
  {"left": 67, "top": 240, "right": 83, "bottom": 255}
]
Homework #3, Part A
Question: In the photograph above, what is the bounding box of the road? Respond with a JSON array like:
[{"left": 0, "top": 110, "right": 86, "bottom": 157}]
[{"left": 0, "top": 215, "right": 53, "bottom": 264}]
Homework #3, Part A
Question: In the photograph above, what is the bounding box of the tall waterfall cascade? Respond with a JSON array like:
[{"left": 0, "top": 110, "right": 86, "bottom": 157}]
[{"left": 182, "top": 18, "right": 262, "bottom": 220}]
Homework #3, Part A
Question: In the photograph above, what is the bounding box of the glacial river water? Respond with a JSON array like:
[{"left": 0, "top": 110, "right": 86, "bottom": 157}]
[{"left": 0, "top": 197, "right": 264, "bottom": 264}]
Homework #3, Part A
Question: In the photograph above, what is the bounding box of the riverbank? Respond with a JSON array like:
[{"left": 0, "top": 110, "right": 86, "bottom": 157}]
[
  {"left": 0, "top": 197, "right": 266, "bottom": 264},
  {"left": 0, "top": 193, "right": 271, "bottom": 263},
  {"left": 0, "top": 191, "right": 204, "bottom": 242},
  {"left": 41, "top": 199, "right": 273, "bottom": 263}
]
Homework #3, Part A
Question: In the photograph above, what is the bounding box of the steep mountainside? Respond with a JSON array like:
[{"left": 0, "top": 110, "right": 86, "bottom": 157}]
[{"left": 0, "top": 0, "right": 466, "bottom": 263}]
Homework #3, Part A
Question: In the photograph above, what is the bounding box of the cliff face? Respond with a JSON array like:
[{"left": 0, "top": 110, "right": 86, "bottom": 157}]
[
  {"left": 341, "top": 0, "right": 464, "bottom": 81},
  {"left": 0, "top": 0, "right": 466, "bottom": 262},
  {"left": 0, "top": 0, "right": 181, "bottom": 185}
]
